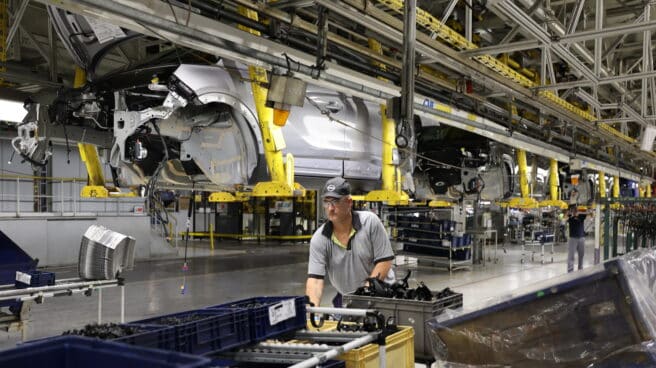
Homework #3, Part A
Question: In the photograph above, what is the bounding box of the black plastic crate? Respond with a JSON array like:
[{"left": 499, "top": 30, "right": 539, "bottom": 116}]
[
  {"left": 0, "top": 335, "right": 211, "bottom": 368},
  {"left": 114, "top": 324, "right": 177, "bottom": 351},
  {"left": 133, "top": 309, "right": 250, "bottom": 355},
  {"left": 345, "top": 289, "right": 462, "bottom": 360},
  {"left": 15, "top": 270, "right": 56, "bottom": 289},
  {"left": 206, "top": 296, "right": 307, "bottom": 342}
]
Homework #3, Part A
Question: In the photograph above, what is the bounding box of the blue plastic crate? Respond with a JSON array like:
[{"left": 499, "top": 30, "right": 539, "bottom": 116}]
[
  {"left": 15, "top": 270, "right": 56, "bottom": 289},
  {"left": 206, "top": 296, "right": 307, "bottom": 342},
  {"left": 133, "top": 309, "right": 250, "bottom": 355},
  {"left": 0, "top": 230, "right": 38, "bottom": 314},
  {"left": 0, "top": 335, "right": 211, "bottom": 368},
  {"left": 114, "top": 323, "right": 177, "bottom": 351}
]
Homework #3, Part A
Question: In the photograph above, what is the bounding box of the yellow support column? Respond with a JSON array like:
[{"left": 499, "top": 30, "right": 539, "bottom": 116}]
[
  {"left": 613, "top": 176, "right": 620, "bottom": 198},
  {"left": 550, "top": 159, "right": 559, "bottom": 200},
  {"left": 599, "top": 171, "right": 606, "bottom": 199},
  {"left": 209, "top": 223, "right": 214, "bottom": 251},
  {"left": 362, "top": 38, "right": 408, "bottom": 206},
  {"left": 237, "top": 7, "right": 297, "bottom": 197},
  {"left": 78, "top": 143, "right": 109, "bottom": 198},
  {"left": 539, "top": 159, "right": 566, "bottom": 208},
  {"left": 74, "top": 66, "right": 86, "bottom": 88},
  {"left": 511, "top": 149, "right": 538, "bottom": 208},
  {"left": 648, "top": 183, "right": 653, "bottom": 198},
  {"left": 517, "top": 149, "right": 529, "bottom": 198}
]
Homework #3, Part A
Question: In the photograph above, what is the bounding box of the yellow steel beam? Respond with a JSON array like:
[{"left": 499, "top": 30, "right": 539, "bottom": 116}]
[
  {"left": 374, "top": 0, "right": 636, "bottom": 145},
  {"left": 80, "top": 186, "right": 109, "bottom": 198},
  {"left": 648, "top": 183, "right": 652, "bottom": 198},
  {"left": 78, "top": 143, "right": 106, "bottom": 187},
  {"left": 517, "top": 149, "right": 529, "bottom": 198},
  {"left": 613, "top": 175, "right": 620, "bottom": 198},
  {"left": 428, "top": 200, "right": 455, "bottom": 207},
  {"left": 599, "top": 171, "right": 606, "bottom": 198},
  {"left": 209, "top": 192, "right": 237, "bottom": 202},
  {"left": 549, "top": 159, "right": 559, "bottom": 201},
  {"left": 364, "top": 189, "right": 409, "bottom": 205},
  {"left": 505, "top": 197, "right": 538, "bottom": 209},
  {"left": 538, "top": 199, "right": 568, "bottom": 209},
  {"left": 74, "top": 66, "right": 86, "bottom": 88},
  {"left": 237, "top": 7, "right": 287, "bottom": 184}
]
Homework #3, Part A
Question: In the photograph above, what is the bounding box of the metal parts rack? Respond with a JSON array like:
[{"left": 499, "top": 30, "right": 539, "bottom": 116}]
[
  {"left": 0, "top": 277, "right": 126, "bottom": 340},
  {"left": 217, "top": 306, "right": 411, "bottom": 368}
]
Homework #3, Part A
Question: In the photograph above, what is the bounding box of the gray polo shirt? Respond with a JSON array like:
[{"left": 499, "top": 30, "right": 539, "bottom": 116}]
[{"left": 308, "top": 211, "right": 395, "bottom": 295}]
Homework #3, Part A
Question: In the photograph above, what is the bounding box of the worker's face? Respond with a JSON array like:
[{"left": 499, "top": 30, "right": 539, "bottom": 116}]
[{"left": 323, "top": 196, "right": 352, "bottom": 222}]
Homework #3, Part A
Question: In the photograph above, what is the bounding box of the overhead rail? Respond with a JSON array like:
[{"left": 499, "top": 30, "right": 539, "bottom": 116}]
[{"left": 37, "top": 0, "right": 651, "bottom": 184}]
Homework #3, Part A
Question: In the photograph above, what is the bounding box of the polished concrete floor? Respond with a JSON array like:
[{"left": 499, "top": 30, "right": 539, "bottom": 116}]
[{"left": 0, "top": 236, "right": 599, "bottom": 356}]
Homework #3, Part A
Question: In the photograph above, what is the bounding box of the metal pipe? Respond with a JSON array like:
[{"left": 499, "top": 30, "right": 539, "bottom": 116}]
[
  {"left": 465, "top": 0, "right": 472, "bottom": 42},
  {"left": 441, "top": 0, "right": 459, "bottom": 24},
  {"left": 288, "top": 333, "right": 376, "bottom": 368},
  {"left": 643, "top": 3, "right": 652, "bottom": 116},
  {"left": 594, "top": 0, "right": 603, "bottom": 77},
  {"left": 6, "top": 0, "right": 29, "bottom": 49},
  {"left": 401, "top": 0, "right": 417, "bottom": 124},
  {"left": 566, "top": 0, "right": 585, "bottom": 34},
  {"left": 0, "top": 279, "right": 120, "bottom": 300},
  {"left": 306, "top": 306, "right": 376, "bottom": 316}
]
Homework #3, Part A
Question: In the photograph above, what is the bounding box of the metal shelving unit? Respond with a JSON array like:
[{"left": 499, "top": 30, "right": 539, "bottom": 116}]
[{"left": 386, "top": 207, "right": 472, "bottom": 271}]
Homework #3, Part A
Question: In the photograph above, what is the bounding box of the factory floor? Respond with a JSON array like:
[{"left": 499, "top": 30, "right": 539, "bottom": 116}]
[{"left": 0, "top": 236, "right": 599, "bottom": 364}]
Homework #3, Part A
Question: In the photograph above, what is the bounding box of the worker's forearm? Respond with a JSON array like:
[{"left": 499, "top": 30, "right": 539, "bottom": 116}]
[
  {"left": 369, "top": 260, "right": 392, "bottom": 280},
  {"left": 305, "top": 278, "right": 324, "bottom": 306}
]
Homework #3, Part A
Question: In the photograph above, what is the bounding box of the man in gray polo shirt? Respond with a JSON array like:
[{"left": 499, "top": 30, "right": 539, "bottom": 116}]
[{"left": 306, "top": 177, "right": 395, "bottom": 307}]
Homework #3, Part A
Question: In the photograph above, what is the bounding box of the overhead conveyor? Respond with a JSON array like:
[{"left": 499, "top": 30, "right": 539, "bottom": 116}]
[{"left": 35, "top": 0, "right": 653, "bottom": 186}]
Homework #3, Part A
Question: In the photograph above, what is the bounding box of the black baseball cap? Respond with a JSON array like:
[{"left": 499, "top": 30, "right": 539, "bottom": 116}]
[{"left": 322, "top": 177, "right": 351, "bottom": 199}]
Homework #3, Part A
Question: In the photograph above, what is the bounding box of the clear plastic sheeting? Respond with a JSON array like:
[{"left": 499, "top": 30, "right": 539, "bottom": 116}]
[{"left": 427, "top": 250, "right": 656, "bottom": 367}]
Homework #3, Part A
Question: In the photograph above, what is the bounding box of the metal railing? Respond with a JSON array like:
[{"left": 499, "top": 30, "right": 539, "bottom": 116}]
[{"left": 0, "top": 176, "right": 145, "bottom": 217}]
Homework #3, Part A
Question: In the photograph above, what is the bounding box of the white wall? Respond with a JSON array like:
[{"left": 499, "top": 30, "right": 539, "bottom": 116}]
[{"left": 0, "top": 215, "right": 177, "bottom": 267}]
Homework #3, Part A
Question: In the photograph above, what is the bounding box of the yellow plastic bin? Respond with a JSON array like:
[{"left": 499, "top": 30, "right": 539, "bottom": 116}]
[{"left": 306, "top": 321, "right": 415, "bottom": 368}]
